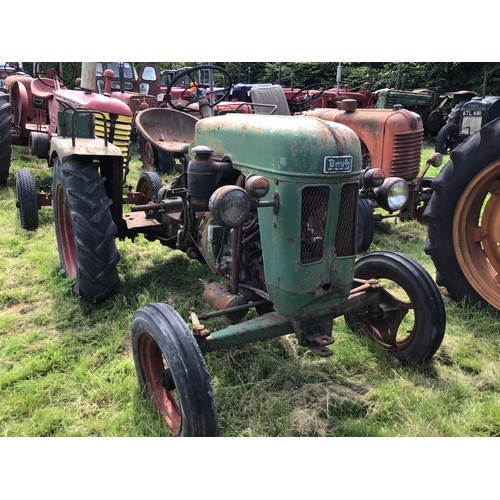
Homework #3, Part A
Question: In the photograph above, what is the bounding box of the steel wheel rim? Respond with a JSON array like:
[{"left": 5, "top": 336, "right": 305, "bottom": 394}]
[
  {"left": 138, "top": 333, "right": 182, "bottom": 436},
  {"left": 55, "top": 184, "right": 77, "bottom": 277},
  {"left": 366, "top": 283, "right": 415, "bottom": 351},
  {"left": 351, "top": 278, "right": 416, "bottom": 352},
  {"left": 142, "top": 140, "right": 156, "bottom": 171},
  {"left": 453, "top": 160, "right": 500, "bottom": 310}
]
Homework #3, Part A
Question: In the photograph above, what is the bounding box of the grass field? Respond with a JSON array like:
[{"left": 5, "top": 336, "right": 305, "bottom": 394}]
[{"left": 0, "top": 139, "right": 498, "bottom": 441}]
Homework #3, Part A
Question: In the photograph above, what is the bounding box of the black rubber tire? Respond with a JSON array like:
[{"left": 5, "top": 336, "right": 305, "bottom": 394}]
[
  {"left": 131, "top": 302, "right": 218, "bottom": 437},
  {"left": 52, "top": 156, "right": 120, "bottom": 303},
  {"left": 136, "top": 171, "right": 162, "bottom": 202},
  {"left": 434, "top": 122, "right": 460, "bottom": 155},
  {"left": 157, "top": 150, "right": 176, "bottom": 173},
  {"left": 344, "top": 251, "right": 446, "bottom": 365},
  {"left": 424, "top": 117, "right": 500, "bottom": 312},
  {"left": 15, "top": 168, "right": 38, "bottom": 230},
  {"left": 356, "top": 198, "right": 375, "bottom": 253},
  {"left": 0, "top": 91, "right": 12, "bottom": 185}
]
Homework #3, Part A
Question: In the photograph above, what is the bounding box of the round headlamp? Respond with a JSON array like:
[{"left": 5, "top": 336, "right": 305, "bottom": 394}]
[
  {"left": 375, "top": 177, "right": 409, "bottom": 212},
  {"left": 209, "top": 186, "right": 251, "bottom": 228},
  {"left": 361, "top": 167, "right": 385, "bottom": 188},
  {"left": 245, "top": 174, "right": 270, "bottom": 199}
]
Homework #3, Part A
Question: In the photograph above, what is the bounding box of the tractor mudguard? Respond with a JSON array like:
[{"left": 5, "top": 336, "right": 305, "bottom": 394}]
[{"left": 49, "top": 136, "right": 123, "bottom": 162}]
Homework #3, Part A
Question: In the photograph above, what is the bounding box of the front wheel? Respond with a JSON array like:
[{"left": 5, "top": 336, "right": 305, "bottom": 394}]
[
  {"left": 15, "top": 168, "right": 39, "bottom": 230},
  {"left": 356, "top": 198, "right": 374, "bottom": 253},
  {"left": 344, "top": 251, "right": 445, "bottom": 365},
  {"left": 136, "top": 171, "right": 162, "bottom": 202},
  {"left": 52, "top": 156, "right": 120, "bottom": 303},
  {"left": 435, "top": 122, "right": 460, "bottom": 155},
  {"left": 131, "top": 302, "right": 218, "bottom": 436}
]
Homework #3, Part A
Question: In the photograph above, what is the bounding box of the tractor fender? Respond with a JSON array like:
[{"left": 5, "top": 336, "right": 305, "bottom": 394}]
[
  {"left": 49, "top": 136, "right": 123, "bottom": 165},
  {"left": 10, "top": 80, "right": 30, "bottom": 128}
]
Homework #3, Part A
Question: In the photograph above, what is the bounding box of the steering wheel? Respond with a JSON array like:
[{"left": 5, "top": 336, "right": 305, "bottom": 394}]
[
  {"left": 288, "top": 83, "right": 326, "bottom": 112},
  {"left": 164, "top": 65, "right": 232, "bottom": 113},
  {"left": 34, "top": 62, "right": 76, "bottom": 88},
  {"left": 3, "top": 62, "right": 23, "bottom": 75}
]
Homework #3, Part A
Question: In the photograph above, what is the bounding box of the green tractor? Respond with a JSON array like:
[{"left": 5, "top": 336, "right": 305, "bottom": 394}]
[
  {"left": 130, "top": 65, "right": 446, "bottom": 436},
  {"left": 10, "top": 64, "right": 446, "bottom": 436}
]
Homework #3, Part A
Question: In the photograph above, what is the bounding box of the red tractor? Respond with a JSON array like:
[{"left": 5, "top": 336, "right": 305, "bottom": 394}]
[
  {"left": 245, "top": 83, "right": 443, "bottom": 226},
  {"left": 94, "top": 62, "right": 161, "bottom": 123},
  {"left": 9, "top": 64, "right": 150, "bottom": 302}
]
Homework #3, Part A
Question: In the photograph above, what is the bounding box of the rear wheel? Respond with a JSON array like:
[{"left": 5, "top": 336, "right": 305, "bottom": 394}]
[
  {"left": 344, "top": 251, "right": 445, "bottom": 365},
  {"left": 424, "top": 118, "right": 500, "bottom": 312},
  {"left": 15, "top": 168, "right": 38, "bottom": 230},
  {"left": 131, "top": 302, "right": 217, "bottom": 436},
  {"left": 0, "top": 91, "right": 12, "bottom": 185},
  {"left": 52, "top": 156, "right": 120, "bottom": 303}
]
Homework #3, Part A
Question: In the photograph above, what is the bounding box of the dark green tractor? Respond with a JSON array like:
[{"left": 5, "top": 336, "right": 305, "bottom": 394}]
[{"left": 129, "top": 65, "right": 446, "bottom": 436}]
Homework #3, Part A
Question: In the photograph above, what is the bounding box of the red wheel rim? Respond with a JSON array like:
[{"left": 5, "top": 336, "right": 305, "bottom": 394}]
[
  {"left": 55, "top": 183, "right": 77, "bottom": 277},
  {"left": 138, "top": 333, "right": 182, "bottom": 435}
]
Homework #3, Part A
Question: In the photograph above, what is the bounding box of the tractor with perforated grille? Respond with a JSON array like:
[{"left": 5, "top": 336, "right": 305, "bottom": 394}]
[{"left": 129, "top": 65, "right": 446, "bottom": 436}]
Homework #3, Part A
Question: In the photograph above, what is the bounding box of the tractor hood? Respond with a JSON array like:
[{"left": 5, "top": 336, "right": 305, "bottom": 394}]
[{"left": 192, "top": 114, "right": 362, "bottom": 181}]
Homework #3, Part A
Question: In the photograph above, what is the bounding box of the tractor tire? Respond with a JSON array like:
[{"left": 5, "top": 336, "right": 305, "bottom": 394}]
[
  {"left": 434, "top": 122, "right": 460, "bottom": 155},
  {"left": 356, "top": 198, "right": 375, "bottom": 253},
  {"left": 157, "top": 150, "right": 176, "bottom": 173},
  {"left": 52, "top": 156, "right": 120, "bottom": 303},
  {"left": 15, "top": 168, "right": 39, "bottom": 230},
  {"left": 131, "top": 302, "right": 218, "bottom": 437},
  {"left": 136, "top": 171, "right": 162, "bottom": 202},
  {"left": 138, "top": 135, "right": 158, "bottom": 171},
  {"left": 138, "top": 135, "right": 175, "bottom": 173},
  {"left": 424, "top": 118, "right": 500, "bottom": 313},
  {"left": 0, "top": 91, "right": 12, "bottom": 185},
  {"left": 344, "top": 251, "right": 445, "bottom": 365}
]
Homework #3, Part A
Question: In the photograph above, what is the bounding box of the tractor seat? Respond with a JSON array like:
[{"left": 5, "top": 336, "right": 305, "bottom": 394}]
[
  {"left": 135, "top": 107, "right": 198, "bottom": 154},
  {"left": 249, "top": 84, "right": 291, "bottom": 116}
]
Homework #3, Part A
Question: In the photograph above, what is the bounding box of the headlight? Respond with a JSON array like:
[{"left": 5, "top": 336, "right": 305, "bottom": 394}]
[
  {"left": 361, "top": 167, "right": 385, "bottom": 188},
  {"left": 245, "top": 174, "right": 270, "bottom": 199},
  {"left": 374, "top": 177, "right": 409, "bottom": 212},
  {"left": 209, "top": 186, "right": 251, "bottom": 228}
]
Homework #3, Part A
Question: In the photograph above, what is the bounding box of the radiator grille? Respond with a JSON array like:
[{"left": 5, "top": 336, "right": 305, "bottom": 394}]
[
  {"left": 94, "top": 112, "right": 132, "bottom": 160},
  {"left": 300, "top": 186, "right": 329, "bottom": 264},
  {"left": 390, "top": 130, "right": 423, "bottom": 180},
  {"left": 334, "top": 183, "right": 357, "bottom": 257}
]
